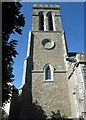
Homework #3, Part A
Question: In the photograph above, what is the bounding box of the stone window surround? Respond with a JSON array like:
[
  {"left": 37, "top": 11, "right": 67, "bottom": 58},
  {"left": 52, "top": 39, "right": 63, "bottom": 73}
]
[
  {"left": 41, "top": 38, "right": 55, "bottom": 50},
  {"left": 43, "top": 64, "right": 54, "bottom": 82},
  {"left": 39, "top": 11, "right": 56, "bottom": 31}
]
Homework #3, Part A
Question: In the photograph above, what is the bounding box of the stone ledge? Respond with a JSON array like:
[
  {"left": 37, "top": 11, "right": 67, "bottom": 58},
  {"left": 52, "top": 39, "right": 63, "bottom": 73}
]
[
  {"left": 32, "top": 30, "right": 64, "bottom": 34},
  {"left": 31, "top": 70, "right": 67, "bottom": 73}
]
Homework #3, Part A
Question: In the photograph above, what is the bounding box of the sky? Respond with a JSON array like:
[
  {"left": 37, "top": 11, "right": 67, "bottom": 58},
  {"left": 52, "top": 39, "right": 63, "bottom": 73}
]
[{"left": 12, "top": 2, "right": 84, "bottom": 88}]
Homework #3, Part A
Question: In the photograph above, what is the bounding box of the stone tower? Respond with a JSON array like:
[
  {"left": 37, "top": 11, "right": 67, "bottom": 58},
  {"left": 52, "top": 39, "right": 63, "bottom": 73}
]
[{"left": 19, "top": 4, "right": 71, "bottom": 119}]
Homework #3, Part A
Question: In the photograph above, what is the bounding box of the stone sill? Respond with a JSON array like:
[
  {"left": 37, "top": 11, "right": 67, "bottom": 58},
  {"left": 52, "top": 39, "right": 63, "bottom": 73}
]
[{"left": 44, "top": 79, "right": 54, "bottom": 82}]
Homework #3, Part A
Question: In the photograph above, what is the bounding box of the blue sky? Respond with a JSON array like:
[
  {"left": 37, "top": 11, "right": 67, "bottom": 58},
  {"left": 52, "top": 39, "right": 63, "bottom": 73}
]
[{"left": 12, "top": 2, "right": 84, "bottom": 88}]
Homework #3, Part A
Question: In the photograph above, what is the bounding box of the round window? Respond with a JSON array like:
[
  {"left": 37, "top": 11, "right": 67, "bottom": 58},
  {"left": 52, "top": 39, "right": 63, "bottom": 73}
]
[{"left": 41, "top": 39, "right": 55, "bottom": 50}]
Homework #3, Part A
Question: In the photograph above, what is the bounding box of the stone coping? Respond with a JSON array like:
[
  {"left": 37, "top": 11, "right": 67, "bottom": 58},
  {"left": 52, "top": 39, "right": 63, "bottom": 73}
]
[{"left": 33, "top": 4, "right": 60, "bottom": 10}]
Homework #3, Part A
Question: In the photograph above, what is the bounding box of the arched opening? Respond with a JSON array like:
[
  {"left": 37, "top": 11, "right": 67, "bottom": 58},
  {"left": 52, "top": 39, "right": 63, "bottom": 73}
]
[
  {"left": 39, "top": 12, "right": 44, "bottom": 30},
  {"left": 44, "top": 64, "right": 54, "bottom": 81},
  {"left": 47, "top": 12, "right": 53, "bottom": 31},
  {"left": 45, "top": 65, "right": 51, "bottom": 80}
]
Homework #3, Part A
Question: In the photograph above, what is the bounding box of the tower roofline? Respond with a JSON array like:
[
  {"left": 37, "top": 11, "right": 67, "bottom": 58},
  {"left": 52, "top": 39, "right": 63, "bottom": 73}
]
[{"left": 33, "top": 4, "right": 60, "bottom": 10}]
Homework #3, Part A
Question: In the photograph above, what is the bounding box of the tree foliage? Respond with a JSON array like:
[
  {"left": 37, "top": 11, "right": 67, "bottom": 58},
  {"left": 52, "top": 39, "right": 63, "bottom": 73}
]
[{"left": 2, "top": 2, "right": 25, "bottom": 104}]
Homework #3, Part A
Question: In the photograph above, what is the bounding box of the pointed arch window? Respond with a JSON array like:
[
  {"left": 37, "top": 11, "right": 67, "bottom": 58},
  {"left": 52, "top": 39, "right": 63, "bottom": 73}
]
[
  {"left": 45, "top": 65, "right": 51, "bottom": 80},
  {"left": 44, "top": 64, "right": 54, "bottom": 81},
  {"left": 39, "top": 12, "right": 44, "bottom": 30},
  {"left": 47, "top": 12, "right": 53, "bottom": 31}
]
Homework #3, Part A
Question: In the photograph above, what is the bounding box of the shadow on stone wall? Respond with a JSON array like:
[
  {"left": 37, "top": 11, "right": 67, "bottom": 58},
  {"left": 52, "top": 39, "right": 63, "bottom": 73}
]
[
  {"left": 26, "top": 101, "right": 69, "bottom": 120},
  {"left": 2, "top": 109, "right": 9, "bottom": 120},
  {"left": 28, "top": 101, "right": 47, "bottom": 120},
  {"left": 50, "top": 110, "right": 68, "bottom": 120}
]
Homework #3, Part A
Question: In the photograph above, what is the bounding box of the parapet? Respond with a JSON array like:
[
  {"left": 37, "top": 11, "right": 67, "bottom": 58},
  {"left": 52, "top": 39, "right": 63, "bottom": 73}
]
[
  {"left": 33, "top": 4, "right": 60, "bottom": 10},
  {"left": 67, "top": 52, "right": 86, "bottom": 63},
  {"left": 76, "top": 53, "right": 86, "bottom": 63}
]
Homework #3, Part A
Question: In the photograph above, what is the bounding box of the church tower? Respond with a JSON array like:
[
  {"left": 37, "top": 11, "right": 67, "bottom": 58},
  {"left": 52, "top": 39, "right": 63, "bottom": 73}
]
[{"left": 20, "top": 4, "right": 71, "bottom": 119}]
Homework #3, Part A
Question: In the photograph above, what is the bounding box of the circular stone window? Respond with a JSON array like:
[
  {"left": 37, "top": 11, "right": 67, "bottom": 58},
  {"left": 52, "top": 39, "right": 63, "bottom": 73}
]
[{"left": 41, "top": 39, "right": 55, "bottom": 50}]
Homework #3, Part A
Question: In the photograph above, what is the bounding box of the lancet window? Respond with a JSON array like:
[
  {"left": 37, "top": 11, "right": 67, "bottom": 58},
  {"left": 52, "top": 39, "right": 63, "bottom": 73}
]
[
  {"left": 44, "top": 64, "right": 54, "bottom": 81},
  {"left": 47, "top": 12, "right": 53, "bottom": 31},
  {"left": 39, "top": 12, "right": 44, "bottom": 30}
]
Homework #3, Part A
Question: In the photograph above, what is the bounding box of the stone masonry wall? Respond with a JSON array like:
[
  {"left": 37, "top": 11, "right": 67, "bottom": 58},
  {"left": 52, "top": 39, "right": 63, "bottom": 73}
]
[
  {"left": 32, "top": 72, "right": 71, "bottom": 118},
  {"left": 31, "top": 31, "right": 71, "bottom": 118}
]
